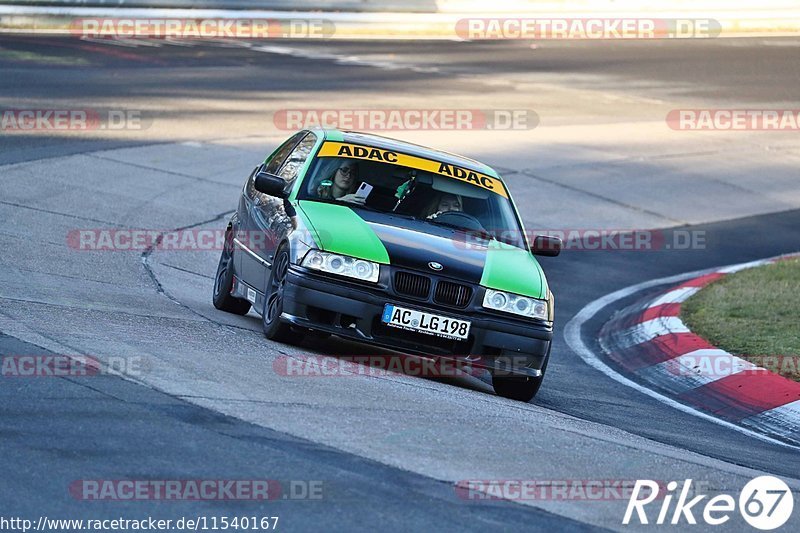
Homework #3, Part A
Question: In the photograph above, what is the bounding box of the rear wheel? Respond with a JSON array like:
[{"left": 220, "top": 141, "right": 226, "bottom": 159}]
[
  {"left": 262, "top": 245, "right": 294, "bottom": 343},
  {"left": 212, "top": 236, "right": 251, "bottom": 316}
]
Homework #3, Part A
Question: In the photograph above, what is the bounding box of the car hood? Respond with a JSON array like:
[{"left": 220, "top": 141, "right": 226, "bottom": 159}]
[{"left": 296, "top": 200, "right": 547, "bottom": 298}]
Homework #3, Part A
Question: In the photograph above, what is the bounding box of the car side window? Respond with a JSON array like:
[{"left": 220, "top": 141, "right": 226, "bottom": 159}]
[
  {"left": 265, "top": 132, "right": 305, "bottom": 174},
  {"left": 277, "top": 132, "right": 317, "bottom": 190},
  {"left": 247, "top": 132, "right": 306, "bottom": 201}
]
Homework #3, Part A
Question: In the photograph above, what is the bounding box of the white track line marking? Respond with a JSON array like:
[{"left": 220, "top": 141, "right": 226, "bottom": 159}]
[
  {"left": 718, "top": 258, "right": 771, "bottom": 273},
  {"left": 564, "top": 262, "right": 800, "bottom": 451},
  {"left": 80, "top": 36, "right": 144, "bottom": 48},
  {"left": 647, "top": 286, "right": 699, "bottom": 307},
  {"left": 250, "top": 44, "right": 440, "bottom": 73},
  {"left": 639, "top": 349, "right": 757, "bottom": 395},
  {"left": 615, "top": 316, "right": 689, "bottom": 349},
  {"left": 741, "top": 400, "right": 800, "bottom": 440}
]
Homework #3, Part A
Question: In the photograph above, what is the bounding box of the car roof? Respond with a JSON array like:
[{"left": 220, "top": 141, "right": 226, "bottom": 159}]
[{"left": 312, "top": 129, "right": 501, "bottom": 179}]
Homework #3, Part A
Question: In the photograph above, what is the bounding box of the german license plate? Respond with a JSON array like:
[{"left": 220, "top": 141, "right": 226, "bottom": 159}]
[{"left": 381, "top": 304, "right": 470, "bottom": 340}]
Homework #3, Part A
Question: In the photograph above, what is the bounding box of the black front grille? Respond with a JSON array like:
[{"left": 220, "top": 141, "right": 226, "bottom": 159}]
[
  {"left": 434, "top": 280, "right": 473, "bottom": 308},
  {"left": 394, "top": 271, "right": 431, "bottom": 299}
]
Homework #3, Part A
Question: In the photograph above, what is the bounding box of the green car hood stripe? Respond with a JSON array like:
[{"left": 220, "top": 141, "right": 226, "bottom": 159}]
[
  {"left": 480, "top": 241, "right": 547, "bottom": 299},
  {"left": 296, "top": 200, "right": 390, "bottom": 264},
  {"left": 297, "top": 200, "right": 545, "bottom": 297}
]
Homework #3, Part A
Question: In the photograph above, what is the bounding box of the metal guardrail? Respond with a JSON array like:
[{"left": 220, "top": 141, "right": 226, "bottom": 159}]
[
  {"left": 3, "top": 0, "right": 798, "bottom": 13},
  {"left": 0, "top": 1, "right": 440, "bottom": 12},
  {"left": 3, "top": 0, "right": 800, "bottom": 37}
]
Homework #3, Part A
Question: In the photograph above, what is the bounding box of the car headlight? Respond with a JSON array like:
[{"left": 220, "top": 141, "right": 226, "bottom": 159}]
[
  {"left": 301, "top": 250, "right": 380, "bottom": 283},
  {"left": 483, "top": 289, "right": 548, "bottom": 320}
]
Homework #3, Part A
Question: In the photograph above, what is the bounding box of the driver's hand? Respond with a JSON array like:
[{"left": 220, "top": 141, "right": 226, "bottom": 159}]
[
  {"left": 338, "top": 194, "right": 366, "bottom": 205},
  {"left": 427, "top": 211, "right": 443, "bottom": 220}
]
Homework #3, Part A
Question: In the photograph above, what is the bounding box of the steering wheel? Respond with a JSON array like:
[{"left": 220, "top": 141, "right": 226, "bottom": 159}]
[{"left": 432, "top": 210, "right": 486, "bottom": 232}]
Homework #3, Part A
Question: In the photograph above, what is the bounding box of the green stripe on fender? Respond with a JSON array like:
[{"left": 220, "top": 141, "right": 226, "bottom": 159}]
[
  {"left": 480, "top": 241, "right": 547, "bottom": 299},
  {"left": 296, "top": 201, "right": 390, "bottom": 264}
]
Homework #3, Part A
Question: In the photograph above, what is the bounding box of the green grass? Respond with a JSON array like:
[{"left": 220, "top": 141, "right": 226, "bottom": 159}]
[{"left": 681, "top": 258, "right": 800, "bottom": 381}]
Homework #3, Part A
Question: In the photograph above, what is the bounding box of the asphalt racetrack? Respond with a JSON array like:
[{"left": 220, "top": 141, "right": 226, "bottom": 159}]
[{"left": 1, "top": 35, "right": 799, "bottom": 531}]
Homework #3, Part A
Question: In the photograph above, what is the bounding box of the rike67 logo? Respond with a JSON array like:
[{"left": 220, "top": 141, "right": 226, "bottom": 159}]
[{"left": 624, "top": 477, "right": 794, "bottom": 530}]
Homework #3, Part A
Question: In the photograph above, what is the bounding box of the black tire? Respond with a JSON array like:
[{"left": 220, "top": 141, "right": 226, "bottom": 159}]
[
  {"left": 212, "top": 237, "right": 251, "bottom": 316},
  {"left": 491, "top": 352, "right": 549, "bottom": 402},
  {"left": 491, "top": 375, "right": 543, "bottom": 402},
  {"left": 262, "top": 245, "right": 294, "bottom": 342}
]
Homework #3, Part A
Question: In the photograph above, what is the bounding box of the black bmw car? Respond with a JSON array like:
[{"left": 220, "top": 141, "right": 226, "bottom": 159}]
[{"left": 213, "top": 129, "right": 560, "bottom": 401}]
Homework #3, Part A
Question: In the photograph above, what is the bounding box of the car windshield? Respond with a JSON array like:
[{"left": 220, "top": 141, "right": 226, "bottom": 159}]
[{"left": 298, "top": 146, "right": 528, "bottom": 249}]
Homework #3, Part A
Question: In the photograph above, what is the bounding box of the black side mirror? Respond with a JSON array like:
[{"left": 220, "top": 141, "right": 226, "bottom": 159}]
[
  {"left": 254, "top": 171, "right": 288, "bottom": 199},
  {"left": 532, "top": 235, "right": 561, "bottom": 257}
]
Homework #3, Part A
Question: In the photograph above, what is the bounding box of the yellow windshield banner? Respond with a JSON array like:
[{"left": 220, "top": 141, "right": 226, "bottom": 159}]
[{"left": 317, "top": 141, "right": 508, "bottom": 198}]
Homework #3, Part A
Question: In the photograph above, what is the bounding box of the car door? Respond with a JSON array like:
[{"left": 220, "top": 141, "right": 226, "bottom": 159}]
[
  {"left": 236, "top": 132, "right": 305, "bottom": 293},
  {"left": 256, "top": 131, "right": 318, "bottom": 265},
  {"left": 239, "top": 132, "right": 318, "bottom": 300}
]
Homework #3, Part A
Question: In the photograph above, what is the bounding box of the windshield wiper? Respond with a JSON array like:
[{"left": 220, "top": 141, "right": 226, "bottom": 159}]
[
  {"left": 352, "top": 204, "right": 418, "bottom": 220},
  {"left": 309, "top": 198, "right": 384, "bottom": 214},
  {"left": 329, "top": 200, "right": 418, "bottom": 220},
  {"left": 427, "top": 219, "right": 495, "bottom": 242}
]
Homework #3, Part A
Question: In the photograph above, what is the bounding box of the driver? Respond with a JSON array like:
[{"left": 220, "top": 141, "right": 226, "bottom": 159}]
[
  {"left": 317, "top": 159, "right": 365, "bottom": 204},
  {"left": 424, "top": 193, "right": 463, "bottom": 219}
]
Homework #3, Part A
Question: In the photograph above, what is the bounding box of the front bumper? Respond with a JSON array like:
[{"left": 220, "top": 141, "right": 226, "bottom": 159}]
[{"left": 282, "top": 266, "right": 552, "bottom": 378}]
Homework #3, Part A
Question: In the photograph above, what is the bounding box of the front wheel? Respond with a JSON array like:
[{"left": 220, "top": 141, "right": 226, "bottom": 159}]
[
  {"left": 491, "top": 352, "right": 548, "bottom": 402},
  {"left": 262, "top": 245, "right": 294, "bottom": 343},
  {"left": 491, "top": 375, "right": 543, "bottom": 402},
  {"left": 212, "top": 239, "right": 251, "bottom": 316}
]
